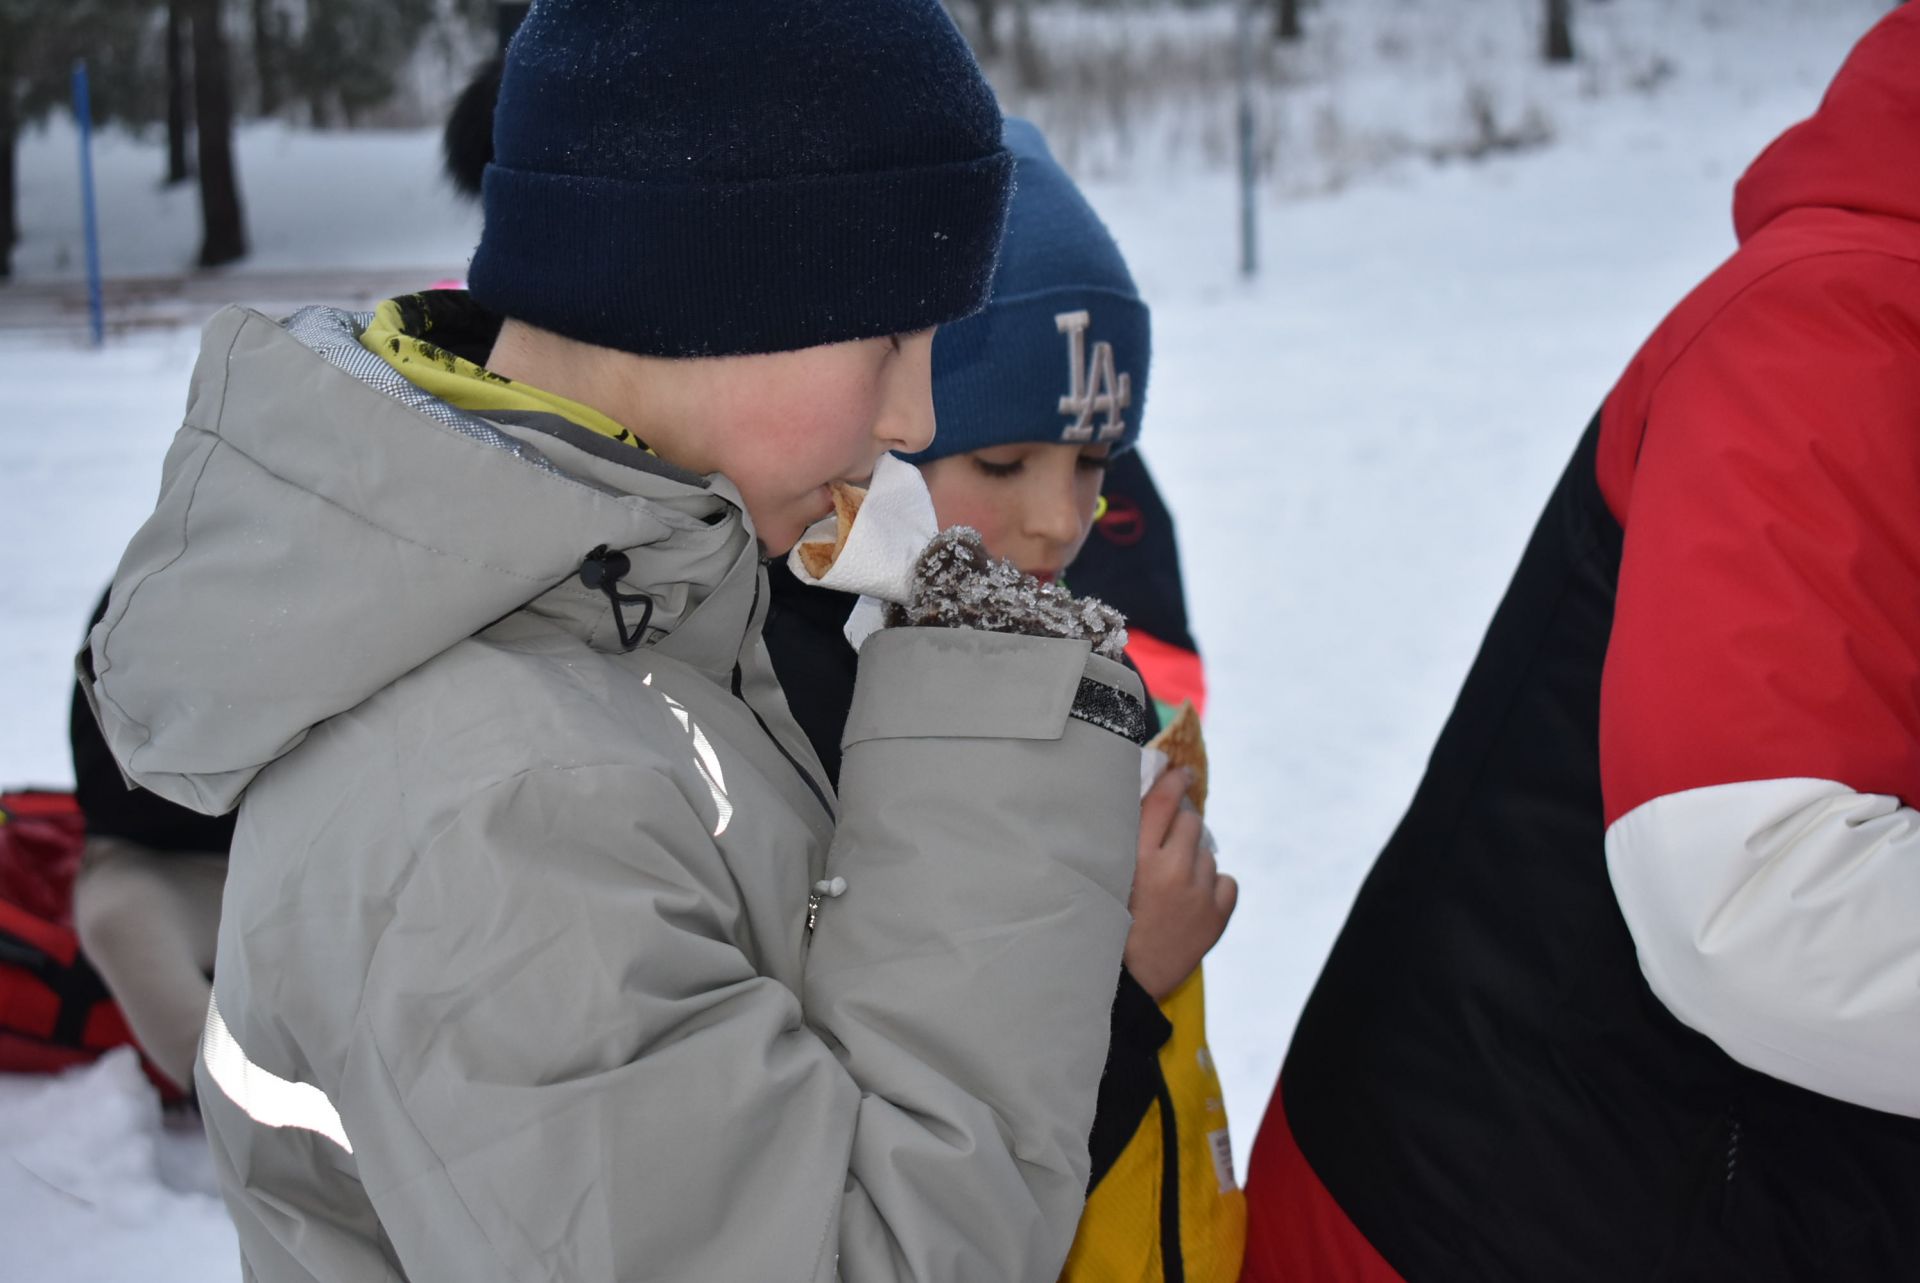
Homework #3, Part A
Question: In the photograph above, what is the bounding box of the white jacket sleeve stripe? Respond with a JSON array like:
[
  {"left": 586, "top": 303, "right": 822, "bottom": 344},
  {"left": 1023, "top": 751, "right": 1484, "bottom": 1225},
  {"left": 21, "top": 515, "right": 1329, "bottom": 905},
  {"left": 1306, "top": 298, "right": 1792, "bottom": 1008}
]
[{"left": 1606, "top": 776, "right": 1920, "bottom": 1119}]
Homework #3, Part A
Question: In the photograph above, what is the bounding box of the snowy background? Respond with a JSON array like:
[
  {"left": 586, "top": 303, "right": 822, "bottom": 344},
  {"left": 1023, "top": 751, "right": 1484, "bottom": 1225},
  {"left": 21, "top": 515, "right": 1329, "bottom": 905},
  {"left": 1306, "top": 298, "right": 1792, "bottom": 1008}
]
[{"left": 0, "top": 1, "right": 1895, "bottom": 1277}]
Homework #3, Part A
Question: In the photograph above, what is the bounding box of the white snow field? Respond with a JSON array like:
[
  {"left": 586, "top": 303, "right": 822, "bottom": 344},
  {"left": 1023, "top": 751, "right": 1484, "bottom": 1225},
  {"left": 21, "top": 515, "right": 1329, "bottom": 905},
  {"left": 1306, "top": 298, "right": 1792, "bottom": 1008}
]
[{"left": 0, "top": 2, "right": 1892, "bottom": 1277}]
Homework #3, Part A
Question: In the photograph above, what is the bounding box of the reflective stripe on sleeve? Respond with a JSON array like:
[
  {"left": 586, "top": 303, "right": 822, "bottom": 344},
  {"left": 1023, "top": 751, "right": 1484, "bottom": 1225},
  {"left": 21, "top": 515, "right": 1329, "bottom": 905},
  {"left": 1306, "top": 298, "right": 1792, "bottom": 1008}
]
[{"left": 202, "top": 993, "right": 354, "bottom": 1153}]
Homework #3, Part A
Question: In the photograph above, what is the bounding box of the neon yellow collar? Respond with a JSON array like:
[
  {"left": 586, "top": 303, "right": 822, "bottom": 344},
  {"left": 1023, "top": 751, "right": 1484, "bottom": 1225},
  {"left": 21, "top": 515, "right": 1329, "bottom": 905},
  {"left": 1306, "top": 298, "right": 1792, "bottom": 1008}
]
[{"left": 359, "top": 298, "right": 647, "bottom": 451}]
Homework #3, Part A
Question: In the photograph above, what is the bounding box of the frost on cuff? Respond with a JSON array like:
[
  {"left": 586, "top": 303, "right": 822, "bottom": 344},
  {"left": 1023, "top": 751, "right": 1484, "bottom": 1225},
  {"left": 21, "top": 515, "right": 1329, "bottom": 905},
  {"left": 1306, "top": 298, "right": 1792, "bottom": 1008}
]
[{"left": 886, "top": 528, "right": 1130, "bottom": 659}]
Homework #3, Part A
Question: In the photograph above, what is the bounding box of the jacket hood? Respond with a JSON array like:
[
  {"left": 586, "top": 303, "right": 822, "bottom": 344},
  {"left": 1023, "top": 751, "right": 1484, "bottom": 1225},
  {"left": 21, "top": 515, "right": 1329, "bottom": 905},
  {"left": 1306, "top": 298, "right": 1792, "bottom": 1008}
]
[
  {"left": 86, "top": 305, "right": 758, "bottom": 815},
  {"left": 1733, "top": 5, "right": 1920, "bottom": 242}
]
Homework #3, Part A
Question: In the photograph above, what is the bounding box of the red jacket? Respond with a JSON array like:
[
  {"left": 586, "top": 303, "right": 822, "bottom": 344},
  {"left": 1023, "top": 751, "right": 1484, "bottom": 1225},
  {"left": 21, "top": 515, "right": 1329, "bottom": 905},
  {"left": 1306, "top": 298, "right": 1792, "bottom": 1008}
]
[
  {"left": 1249, "top": 9, "right": 1920, "bottom": 1280},
  {"left": 1597, "top": 2, "right": 1920, "bottom": 1120}
]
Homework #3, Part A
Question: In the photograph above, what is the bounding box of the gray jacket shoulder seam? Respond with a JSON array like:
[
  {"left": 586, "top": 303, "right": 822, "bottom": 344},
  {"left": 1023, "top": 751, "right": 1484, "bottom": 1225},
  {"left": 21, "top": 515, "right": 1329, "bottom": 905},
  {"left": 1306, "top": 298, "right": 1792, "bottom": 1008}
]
[{"left": 209, "top": 430, "right": 560, "bottom": 586}]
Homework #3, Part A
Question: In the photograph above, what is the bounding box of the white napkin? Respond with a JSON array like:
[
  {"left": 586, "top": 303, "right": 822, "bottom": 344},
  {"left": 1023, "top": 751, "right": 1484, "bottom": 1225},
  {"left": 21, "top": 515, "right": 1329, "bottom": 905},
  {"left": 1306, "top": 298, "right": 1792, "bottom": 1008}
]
[{"left": 786, "top": 453, "right": 940, "bottom": 650}]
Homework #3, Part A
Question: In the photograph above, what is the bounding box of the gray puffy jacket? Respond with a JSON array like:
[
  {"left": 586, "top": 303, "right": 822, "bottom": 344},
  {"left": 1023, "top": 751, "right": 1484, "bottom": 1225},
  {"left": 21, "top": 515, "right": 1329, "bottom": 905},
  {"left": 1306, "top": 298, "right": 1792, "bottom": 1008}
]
[{"left": 84, "top": 306, "right": 1147, "bottom": 1282}]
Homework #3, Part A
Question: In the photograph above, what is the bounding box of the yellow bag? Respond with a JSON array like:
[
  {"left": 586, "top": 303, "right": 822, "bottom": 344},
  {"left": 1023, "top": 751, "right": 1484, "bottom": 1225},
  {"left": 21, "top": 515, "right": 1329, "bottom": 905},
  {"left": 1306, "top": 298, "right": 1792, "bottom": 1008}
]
[{"left": 1060, "top": 967, "right": 1248, "bottom": 1282}]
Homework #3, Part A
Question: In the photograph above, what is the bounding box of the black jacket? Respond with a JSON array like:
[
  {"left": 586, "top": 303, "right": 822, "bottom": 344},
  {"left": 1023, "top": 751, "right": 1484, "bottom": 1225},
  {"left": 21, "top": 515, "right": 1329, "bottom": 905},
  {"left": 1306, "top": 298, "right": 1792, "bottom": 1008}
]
[{"left": 70, "top": 591, "right": 236, "bottom": 854}]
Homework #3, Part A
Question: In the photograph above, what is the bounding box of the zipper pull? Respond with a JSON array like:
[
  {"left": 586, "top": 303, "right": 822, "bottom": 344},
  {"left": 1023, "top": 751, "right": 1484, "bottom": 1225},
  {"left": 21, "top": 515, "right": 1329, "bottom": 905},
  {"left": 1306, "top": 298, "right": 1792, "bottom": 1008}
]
[{"left": 805, "top": 876, "right": 847, "bottom": 937}]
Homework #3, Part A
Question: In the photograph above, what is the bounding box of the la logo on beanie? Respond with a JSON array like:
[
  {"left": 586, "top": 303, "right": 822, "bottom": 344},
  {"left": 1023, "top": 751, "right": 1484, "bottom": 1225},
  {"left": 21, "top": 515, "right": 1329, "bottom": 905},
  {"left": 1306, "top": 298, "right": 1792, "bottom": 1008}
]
[{"left": 1055, "top": 310, "right": 1132, "bottom": 443}]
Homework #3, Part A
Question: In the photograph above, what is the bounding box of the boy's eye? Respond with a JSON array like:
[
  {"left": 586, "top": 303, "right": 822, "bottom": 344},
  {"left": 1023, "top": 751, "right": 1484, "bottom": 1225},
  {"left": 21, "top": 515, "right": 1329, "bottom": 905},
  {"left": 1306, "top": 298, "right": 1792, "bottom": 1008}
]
[
  {"left": 972, "top": 457, "right": 1024, "bottom": 479},
  {"left": 1077, "top": 454, "right": 1112, "bottom": 474}
]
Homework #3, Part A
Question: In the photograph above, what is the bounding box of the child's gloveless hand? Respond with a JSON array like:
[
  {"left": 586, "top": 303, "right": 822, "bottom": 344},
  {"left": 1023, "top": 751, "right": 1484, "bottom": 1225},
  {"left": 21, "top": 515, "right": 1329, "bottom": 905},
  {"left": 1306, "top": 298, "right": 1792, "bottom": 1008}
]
[{"left": 1125, "top": 765, "right": 1237, "bottom": 1001}]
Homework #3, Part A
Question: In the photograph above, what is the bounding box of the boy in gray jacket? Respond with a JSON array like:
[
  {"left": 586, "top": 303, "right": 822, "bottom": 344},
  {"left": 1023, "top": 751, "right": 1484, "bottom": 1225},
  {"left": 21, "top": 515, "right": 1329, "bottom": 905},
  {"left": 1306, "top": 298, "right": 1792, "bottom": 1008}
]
[{"left": 80, "top": 3, "right": 1152, "bottom": 1279}]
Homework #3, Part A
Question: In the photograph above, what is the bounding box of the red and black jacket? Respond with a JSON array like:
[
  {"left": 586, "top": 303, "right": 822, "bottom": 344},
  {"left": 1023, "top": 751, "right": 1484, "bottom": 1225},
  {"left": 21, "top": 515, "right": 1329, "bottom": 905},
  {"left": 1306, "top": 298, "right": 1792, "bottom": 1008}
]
[
  {"left": 1068, "top": 449, "right": 1208, "bottom": 721},
  {"left": 1246, "top": 10, "right": 1920, "bottom": 1281}
]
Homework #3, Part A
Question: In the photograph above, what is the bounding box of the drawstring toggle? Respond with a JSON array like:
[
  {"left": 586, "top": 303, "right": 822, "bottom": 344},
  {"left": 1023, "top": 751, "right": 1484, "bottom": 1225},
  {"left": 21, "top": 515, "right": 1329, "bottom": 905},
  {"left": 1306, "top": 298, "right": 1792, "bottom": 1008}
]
[{"left": 579, "top": 545, "right": 656, "bottom": 652}]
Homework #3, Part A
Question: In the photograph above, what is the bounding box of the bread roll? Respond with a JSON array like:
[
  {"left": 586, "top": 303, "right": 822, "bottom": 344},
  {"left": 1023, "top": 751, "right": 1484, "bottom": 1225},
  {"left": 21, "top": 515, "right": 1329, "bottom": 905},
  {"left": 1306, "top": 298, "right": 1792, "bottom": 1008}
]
[{"left": 1147, "top": 700, "right": 1208, "bottom": 814}]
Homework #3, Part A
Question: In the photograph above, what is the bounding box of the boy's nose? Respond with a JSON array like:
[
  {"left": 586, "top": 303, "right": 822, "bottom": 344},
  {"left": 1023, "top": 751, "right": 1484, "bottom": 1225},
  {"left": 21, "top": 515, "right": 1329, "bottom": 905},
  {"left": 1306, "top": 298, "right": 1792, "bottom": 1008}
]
[
  {"left": 883, "top": 398, "right": 936, "bottom": 456},
  {"left": 878, "top": 331, "right": 937, "bottom": 455},
  {"left": 1028, "top": 487, "right": 1085, "bottom": 548}
]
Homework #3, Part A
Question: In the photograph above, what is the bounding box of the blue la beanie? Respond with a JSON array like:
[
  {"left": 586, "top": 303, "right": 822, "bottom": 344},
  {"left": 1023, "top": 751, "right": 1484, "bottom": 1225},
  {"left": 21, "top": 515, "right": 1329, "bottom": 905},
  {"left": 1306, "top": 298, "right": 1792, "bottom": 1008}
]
[
  {"left": 904, "top": 118, "right": 1150, "bottom": 464},
  {"left": 468, "top": 0, "right": 1014, "bottom": 359}
]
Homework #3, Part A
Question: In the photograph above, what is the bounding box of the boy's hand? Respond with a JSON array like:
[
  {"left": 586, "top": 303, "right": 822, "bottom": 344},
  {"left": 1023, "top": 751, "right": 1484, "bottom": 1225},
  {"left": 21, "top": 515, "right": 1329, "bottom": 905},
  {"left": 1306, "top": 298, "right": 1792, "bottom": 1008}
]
[{"left": 1126, "top": 766, "right": 1237, "bottom": 1001}]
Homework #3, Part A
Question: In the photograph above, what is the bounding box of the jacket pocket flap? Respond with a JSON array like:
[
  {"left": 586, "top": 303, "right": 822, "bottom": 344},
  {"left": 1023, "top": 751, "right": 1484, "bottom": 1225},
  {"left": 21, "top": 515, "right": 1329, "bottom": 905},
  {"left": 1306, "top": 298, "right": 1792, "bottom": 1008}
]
[{"left": 843, "top": 628, "right": 1096, "bottom": 745}]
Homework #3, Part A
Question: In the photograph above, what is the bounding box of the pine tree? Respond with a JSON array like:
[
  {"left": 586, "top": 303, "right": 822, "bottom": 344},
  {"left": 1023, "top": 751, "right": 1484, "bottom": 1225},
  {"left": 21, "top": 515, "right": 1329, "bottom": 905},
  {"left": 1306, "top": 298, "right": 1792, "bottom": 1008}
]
[
  {"left": 0, "top": 0, "right": 165, "bottom": 278},
  {"left": 1276, "top": 0, "right": 1303, "bottom": 43},
  {"left": 166, "top": 0, "right": 192, "bottom": 184},
  {"left": 1, "top": 40, "right": 15, "bottom": 279},
  {"left": 191, "top": 0, "right": 247, "bottom": 266},
  {"left": 1009, "top": 0, "right": 1044, "bottom": 91},
  {"left": 939, "top": 0, "right": 1000, "bottom": 60},
  {"left": 1544, "top": 0, "right": 1576, "bottom": 63},
  {"left": 249, "top": 0, "right": 283, "bottom": 116},
  {"left": 277, "top": 0, "right": 439, "bottom": 128}
]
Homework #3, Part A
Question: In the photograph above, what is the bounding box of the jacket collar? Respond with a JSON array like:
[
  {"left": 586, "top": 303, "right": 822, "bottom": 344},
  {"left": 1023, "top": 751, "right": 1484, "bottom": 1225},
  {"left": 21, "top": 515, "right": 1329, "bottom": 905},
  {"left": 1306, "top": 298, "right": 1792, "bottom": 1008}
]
[
  {"left": 343, "top": 296, "right": 769, "bottom": 678},
  {"left": 464, "top": 405, "right": 765, "bottom": 680}
]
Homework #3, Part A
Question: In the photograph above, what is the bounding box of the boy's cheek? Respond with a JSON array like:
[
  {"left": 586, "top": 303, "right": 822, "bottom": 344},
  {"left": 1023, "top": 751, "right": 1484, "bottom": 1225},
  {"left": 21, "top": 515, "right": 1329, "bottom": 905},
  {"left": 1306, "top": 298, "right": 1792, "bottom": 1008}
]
[{"left": 924, "top": 485, "right": 998, "bottom": 546}]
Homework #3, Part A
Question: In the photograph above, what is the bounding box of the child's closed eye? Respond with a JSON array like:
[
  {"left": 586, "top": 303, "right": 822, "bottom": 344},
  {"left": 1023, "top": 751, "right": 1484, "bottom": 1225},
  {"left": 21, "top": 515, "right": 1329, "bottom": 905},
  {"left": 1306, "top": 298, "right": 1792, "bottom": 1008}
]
[
  {"left": 972, "top": 457, "right": 1025, "bottom": 479},
  {"left": 1077, "top": 453, "right": 1112, "bottom": 474}
]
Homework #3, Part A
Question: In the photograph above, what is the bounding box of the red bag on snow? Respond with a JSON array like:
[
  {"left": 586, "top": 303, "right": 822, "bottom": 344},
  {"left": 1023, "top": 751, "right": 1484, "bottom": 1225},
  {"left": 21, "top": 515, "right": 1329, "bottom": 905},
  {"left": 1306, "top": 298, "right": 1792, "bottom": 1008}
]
[{"left": 0, "top": 790, "right": 144, "bottom": 1077}]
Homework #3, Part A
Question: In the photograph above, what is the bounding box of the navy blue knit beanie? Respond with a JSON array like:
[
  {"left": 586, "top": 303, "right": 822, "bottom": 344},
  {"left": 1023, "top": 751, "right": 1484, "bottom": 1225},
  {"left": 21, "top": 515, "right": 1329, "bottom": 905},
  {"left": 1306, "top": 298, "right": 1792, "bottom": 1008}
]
[
  {"left": 467, "top": 0, "right": 1014, "bottom": 359},
  {"left": 903, "top": 119, "right": 1149, "bottom": 464}
]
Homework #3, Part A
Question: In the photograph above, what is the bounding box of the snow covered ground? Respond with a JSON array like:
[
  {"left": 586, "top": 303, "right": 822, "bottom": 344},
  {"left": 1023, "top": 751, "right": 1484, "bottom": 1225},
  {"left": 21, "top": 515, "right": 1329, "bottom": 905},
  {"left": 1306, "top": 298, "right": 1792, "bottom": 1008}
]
[{"left": 0, "top": 2, "right": 1892, "bottom": 1277}]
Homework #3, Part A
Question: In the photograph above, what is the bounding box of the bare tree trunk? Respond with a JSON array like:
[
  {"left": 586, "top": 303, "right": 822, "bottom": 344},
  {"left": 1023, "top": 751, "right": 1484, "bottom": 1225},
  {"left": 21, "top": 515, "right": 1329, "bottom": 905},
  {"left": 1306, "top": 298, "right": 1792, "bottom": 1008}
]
[
  {"left": 250, "top": 0, "right": 280, "bottom": 116},
  {"left": 1009, "top": 0, "right": 1043, "bottom": 91},
  {"left": 1276, "top": 0, "right": 1303, "bottom": 43},
  {"left": 166, "top": 0, "right": 192, "bottom": 184},
  {"left": 974, "top": 0, "right": 1001, "bottom": 60},
  {"left": 191, "top": 0, "right": 247, "bottom": 267},
  {"left": 1544, "top": 0, "right": 1575, "bottom": 63},
  {"left": 1, "top": 71, "right": 17, "bottom": 279}
]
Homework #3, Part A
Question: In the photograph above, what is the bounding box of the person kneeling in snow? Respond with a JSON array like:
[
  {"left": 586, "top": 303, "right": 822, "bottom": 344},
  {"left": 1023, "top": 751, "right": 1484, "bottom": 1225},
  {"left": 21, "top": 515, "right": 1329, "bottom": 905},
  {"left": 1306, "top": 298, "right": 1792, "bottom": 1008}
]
[
  {"left": 80, "top": 4, "right": 1153, "bottom": 1279},
  {"left": 767, "top": 119, "right": 1245, "bottom": 1283},
  {"left": 68, "top": 589, "right": 234, "bottom": 1098}
]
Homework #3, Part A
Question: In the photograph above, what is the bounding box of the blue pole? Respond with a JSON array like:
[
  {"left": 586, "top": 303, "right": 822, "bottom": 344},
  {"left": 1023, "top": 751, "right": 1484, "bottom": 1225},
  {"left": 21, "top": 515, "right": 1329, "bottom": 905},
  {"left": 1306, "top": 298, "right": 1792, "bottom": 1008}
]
[{"left": 72, "top": 60, "right": 105, "bottom": 347}]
